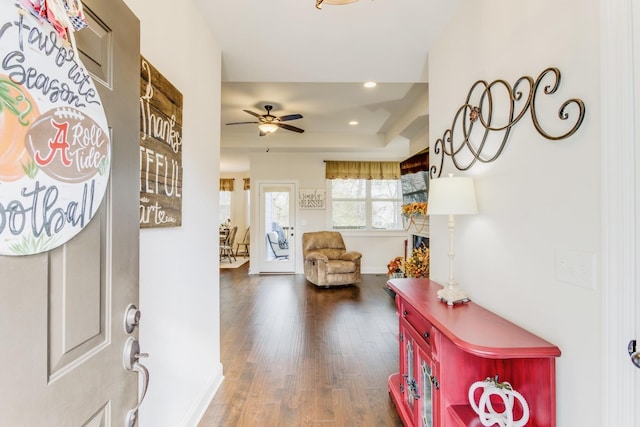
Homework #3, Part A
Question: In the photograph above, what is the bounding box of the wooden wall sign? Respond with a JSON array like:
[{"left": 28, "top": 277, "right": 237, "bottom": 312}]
[
  {"left": 139, "top": 57, "right": 183, "bottom": 228},
  {"left": 0, "top": 3, "right": 110, "bottom": 256},
  {"left": 299, "top": 189, "right": 326, "bottom": 210}
]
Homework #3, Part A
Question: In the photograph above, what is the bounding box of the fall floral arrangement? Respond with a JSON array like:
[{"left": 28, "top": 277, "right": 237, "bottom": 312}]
[
  {"left": 401, "top": 202, "right": 428, "bottom": 216},
  {"left": 404, "top": 246, "right": 430, "bottom": 278},
  {"left": 387, "top": 256, "right": 405, "bottom": 276}
]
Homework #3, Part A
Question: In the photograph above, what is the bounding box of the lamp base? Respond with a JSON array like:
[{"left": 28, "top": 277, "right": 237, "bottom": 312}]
[{"left": 437, "top": 282, "right": 470, "bottom": 306}]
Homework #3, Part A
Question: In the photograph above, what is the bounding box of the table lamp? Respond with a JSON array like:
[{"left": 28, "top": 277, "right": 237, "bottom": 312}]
[{"left": 427, "top": 174, "right": 478, "bottom": 305}]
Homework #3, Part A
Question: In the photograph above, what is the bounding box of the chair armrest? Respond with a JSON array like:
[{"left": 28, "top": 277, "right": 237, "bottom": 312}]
[
  {"left": 305, "top": 252, "right": 329, "bottom": 262},
  {"left": 340, "top": 251, "right": 362, "bottom": 262}
]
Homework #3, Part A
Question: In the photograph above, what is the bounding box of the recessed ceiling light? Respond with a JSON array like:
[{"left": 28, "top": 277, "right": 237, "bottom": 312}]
[
  {"left": 349, "top": 121, "right": 358, "bottom": 126},
  {"left": 316, "top": 0, "right": 359, "bottom": 8},
  {"left": 363, "top": 81, "right": 377, "bottom": 88}
]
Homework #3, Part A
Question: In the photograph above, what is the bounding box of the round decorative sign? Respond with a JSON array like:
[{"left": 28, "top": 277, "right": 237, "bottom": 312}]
[{"left": 0, "top": 3, "right": 110, "bottom": 256}]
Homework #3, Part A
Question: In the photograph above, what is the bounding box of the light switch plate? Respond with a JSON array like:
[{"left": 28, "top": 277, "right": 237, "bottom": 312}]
[{"left": 555, "top": 249, "right": 596, "bottom": 289}]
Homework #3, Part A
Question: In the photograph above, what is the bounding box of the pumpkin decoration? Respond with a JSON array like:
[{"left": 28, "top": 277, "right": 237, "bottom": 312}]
[{"left": 0, "top": 76, "right": 39, "bottom": 182}]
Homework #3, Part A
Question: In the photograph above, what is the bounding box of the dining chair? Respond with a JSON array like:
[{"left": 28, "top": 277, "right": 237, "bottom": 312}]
[
  {"left": 220, "top": 226, "right": 238, "bottom": 263},
  {"left": 235, "top": 227, "right": 250, "bottom": 257}
]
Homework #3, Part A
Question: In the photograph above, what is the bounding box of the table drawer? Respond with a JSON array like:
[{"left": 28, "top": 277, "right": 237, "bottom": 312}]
[{"left": 400, "top": 301, "right": 436, "bottom": 353}]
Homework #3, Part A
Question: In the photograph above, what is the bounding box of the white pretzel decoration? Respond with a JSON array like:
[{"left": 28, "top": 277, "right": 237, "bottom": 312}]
[{"left": 468, "top": 377, "right": 530, "bottom": 427}]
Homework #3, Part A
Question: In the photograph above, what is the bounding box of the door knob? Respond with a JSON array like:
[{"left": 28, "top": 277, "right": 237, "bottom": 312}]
[{"left": 628, "top": 340, "right": 640, "bottom": 369}]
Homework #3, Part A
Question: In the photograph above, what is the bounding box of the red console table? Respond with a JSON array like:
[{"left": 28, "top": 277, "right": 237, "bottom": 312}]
[{"left": 387, "top": 278, "right": 561, "bottom": 427}]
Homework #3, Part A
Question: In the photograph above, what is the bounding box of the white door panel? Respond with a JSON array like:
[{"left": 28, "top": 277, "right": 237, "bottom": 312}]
[
  {"left": 48, "top": 215, "right": 106, "bottom": 378},
  {"left": 0, "top": 0, "right": 141, "bottom": 425}
]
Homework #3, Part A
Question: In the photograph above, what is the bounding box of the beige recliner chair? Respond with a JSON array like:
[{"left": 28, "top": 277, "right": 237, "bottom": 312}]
[{"left": 302, "top": 231, "right": 362, "bottom": 287}]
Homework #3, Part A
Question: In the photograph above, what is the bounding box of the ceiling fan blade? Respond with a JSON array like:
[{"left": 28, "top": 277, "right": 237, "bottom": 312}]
[
  {"left": 276, "top": 123, "right": 305, "bottom": 133},
  {"left": 278, "top": 114, "right": 303, "bottom": 122},
  {"left": 226, "top": 121, "right": 259, "bottom": 125},
  {"left": 243, "top": 109, "right": 262, "bottom": 118}
]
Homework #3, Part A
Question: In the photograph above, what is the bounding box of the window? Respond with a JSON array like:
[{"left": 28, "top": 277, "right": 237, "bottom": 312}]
[
  {"left": 219, "top": 191, "right": 231, "bottom": 226},
  {"left": 242, "top": 178, "right": 251, "bottom": 226},
  {"left": 245, "top": 189, "right": 251, "bottom": 226},
  {"left": 329, "top": 179, "right": 402, "bottom": 230}
]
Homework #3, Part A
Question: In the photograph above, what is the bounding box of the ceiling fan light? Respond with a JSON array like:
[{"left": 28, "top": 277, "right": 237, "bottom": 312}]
[{"left": 258, "top": 123, "right": 279, "bottom": 134}]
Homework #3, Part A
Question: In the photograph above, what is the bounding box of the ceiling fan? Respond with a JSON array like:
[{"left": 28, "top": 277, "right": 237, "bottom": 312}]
[{"left": 226, "top": 105, "right": 304, "bottom": 136}]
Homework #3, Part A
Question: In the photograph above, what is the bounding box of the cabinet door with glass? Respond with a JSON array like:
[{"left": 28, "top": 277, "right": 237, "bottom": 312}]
[
  {"left": 416, "top": 340, "right": 439, "bottom": 427},
  {"left": 400, "top": 322, "right": 440, "bottom": 427},
  {"left": 399, "top": 324, "right": 419, "bottom": 425}
]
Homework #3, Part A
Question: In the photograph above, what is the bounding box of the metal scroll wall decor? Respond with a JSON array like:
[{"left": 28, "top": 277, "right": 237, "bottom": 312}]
[{"left": 429, "top": 67, "right": 586, "bottom": 179}]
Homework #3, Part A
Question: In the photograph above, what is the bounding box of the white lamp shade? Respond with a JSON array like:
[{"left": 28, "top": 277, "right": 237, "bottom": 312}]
[{"left": 427, "top": 176, "right": 478, "bottom": 215}]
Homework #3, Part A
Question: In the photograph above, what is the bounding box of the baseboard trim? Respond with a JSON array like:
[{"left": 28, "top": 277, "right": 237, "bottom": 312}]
[{"left": 179, "top": 363, "right": 224, "bottom": 427}]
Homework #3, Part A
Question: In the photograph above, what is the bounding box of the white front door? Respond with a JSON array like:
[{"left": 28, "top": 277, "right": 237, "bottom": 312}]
[
  {"left": 635, "top": 2, "right": 640, "bottom": 419},
  {"left": 634, "top": 0, "right": 640, "bottom": 420},
  {"left": 0, "top": 1, "right": 141, "bottom": 425},
  {"left": 257, "top": 182, "right": 296, "bottom": 273}
]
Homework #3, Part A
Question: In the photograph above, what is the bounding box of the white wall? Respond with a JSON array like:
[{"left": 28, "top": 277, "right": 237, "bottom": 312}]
[
  {"left": 248, "top": 152, "right": 408, "bottom": 275},
  {"left": 122, "top": 1, "right": 222, "bottom": 426},
  {"left": 429, "top": 1, "right": 601, "bottom": 426}
]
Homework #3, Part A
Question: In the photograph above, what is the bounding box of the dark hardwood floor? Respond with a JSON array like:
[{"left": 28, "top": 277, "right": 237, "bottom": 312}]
[{"left": 199, "top": 263, "right": 404, "bottom": 426}]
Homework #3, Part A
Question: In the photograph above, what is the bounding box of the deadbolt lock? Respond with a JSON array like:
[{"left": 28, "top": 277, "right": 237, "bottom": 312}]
[{"left": 124, "top": 304, "right": 141, "bottom": 334}]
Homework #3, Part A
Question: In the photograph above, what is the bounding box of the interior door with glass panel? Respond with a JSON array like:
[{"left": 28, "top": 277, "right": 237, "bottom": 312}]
[{"left": 258, "top": 182, "right": 296, "bottom": 273}]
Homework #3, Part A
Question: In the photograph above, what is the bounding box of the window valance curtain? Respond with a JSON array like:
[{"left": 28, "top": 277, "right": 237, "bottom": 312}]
[
  {"left": 325, "top": 161, "right": 400, "bottom": 180},
  {"left": 400, "top": 148, "right": 429, "bottom": 175},
  {"left": 220, "top": 178, "right": 234, "bottom": 191},
  {"left": 243, "top": 178, "right": 250, "bottom": 190}
]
